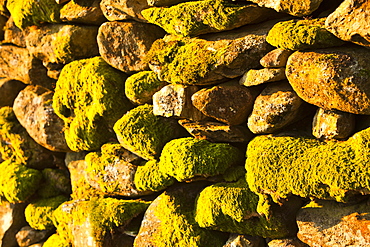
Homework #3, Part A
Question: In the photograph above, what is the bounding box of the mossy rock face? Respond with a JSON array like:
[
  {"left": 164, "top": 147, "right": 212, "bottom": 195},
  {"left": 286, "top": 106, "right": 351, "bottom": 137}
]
[
  {"left": 43, "top": 234, "right": 71, "bottom": 247},
  {"left": 142, "top": 0, "right": 275, "bottom": 37},
  {"left": 37, "top": 168, "right": 72, "bottom": 199},
  {"left": 159, "top": 137, "right": 244, "bottom": 182},
  {"left": 266, "top": 18, "right": 345, "bottom": 50},
  {"left": 53, "top": 198, "right": 151, "bottom": 245},
  {"left": 245, "top": 127, "right": 370, "bottom": 203},
  {"left": 6, "top": 0, "right": 62, "bottom": 29},
  {"left": 53, "top": 57, "right": 132, "bottom": 152},
  {"left": 113, "top": 104, "right": 185, "bottom": 160},
  {"left": 25, "top": 195, "right": 68, "bottom": 230}
]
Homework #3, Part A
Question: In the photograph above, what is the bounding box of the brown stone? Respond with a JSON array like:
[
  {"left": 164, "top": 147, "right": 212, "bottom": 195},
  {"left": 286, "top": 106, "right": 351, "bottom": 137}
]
[
  {"left": 223, "top": 234, "right": 265, "bottom": 247},
  {"left": 0, "top": 14, "right": 6, "bottom": 40},
  {"left": 98, "top": 21, "right": 165, "bottom": 73},
  {"left": 0, "top": 79, "right": 26, "bottom": 107},
  {"left": 0, "top": 202, "right": 27, "bottom": 247},
  {"left": 13, "top": 85, "right": 71, "bottom": 152},
  {"left": 267, "top": 237, "right": 309, "bottom": 247},
  {"left": 16, "top": 226, "right": 52, "bottom": 247},
  {"left": 260, "top": 48, "right": 293, "bottom": 68},
  {"left": 247, "top": 0, "right": 323, "bottom": 16},
  {"left": 3, "top": 17, "right": 27, "bottom": 47},
  {"left": 60, "top": 0, "right": 107, "bottom": 25},
  {"left": 239, "top": 68, "right": 286, "bottom": 87},
  {"left": 100, "top": 0, "right": 150, "bottom": 22},
  {"left": 326, "top": 0, "right": 370, "bottom": 48},
  {"left": 286, "top": 46, "right": 370, "bottom": 115}
]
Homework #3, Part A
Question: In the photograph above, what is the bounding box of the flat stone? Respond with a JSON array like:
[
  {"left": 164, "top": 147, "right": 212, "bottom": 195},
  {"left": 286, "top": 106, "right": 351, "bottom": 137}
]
[
  {"left": 0, "top": 202, "right": 27, "bottom": 247},
  {"left": 60, "top": 0, "right": 106, "bottom": 25},
  {"left": 100, "top": 0, "right": 150, "bottom": 22},
  {"left": 247, "top": 0, "right": 323, "bottom": 16},
  {"left": 0, "top": 79, "right": 26, "bottom": 107},
  {"left": 267, "top": 237, "right": 309, "bottom": 247},
  {"left": 239, "top": 68, "right": 286, "bottom": 87},
  {"left": 223, "top": 234, "right": 265, "bottom": 247},
  {"left": 260, "top": 48, "right": 293, "bottom": 68},
  {"left": 3, "top": 17, "right": 27, "bottom": 47}
]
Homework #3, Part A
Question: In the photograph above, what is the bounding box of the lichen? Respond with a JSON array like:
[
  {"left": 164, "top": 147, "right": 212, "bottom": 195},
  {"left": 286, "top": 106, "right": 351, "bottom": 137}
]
[
  {"left": 25, "top": 195, "right": 68, "bottom": 230},
  {"left": 52, "top": 57, "right": 132, "bottom": 151},
  {"left": 43, "top": 234, "right": 71, "bottom": 247}
]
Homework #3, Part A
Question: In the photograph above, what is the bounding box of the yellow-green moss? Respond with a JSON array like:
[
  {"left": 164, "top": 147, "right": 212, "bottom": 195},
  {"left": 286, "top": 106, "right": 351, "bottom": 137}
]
[
  {"left": 266, "top": 18, "right": 345, "bottom": 50},
  {"left": 6, "top": 0, "right": 62, "bottom": 29},
  {"left": 25, "top": 195, "right": 68, "bottom": 230},
  {"left": 246, "top": 127, "right": 370, "bottom": 203},
  {"left": 159, "top": 137, "right": 244, "bottom": 182},
  {"left": 53, "top": 57, "right": 132, "bottom": 152},
  {"left": 125, "top": 71, "right": 167, "bottom": 105},
  {"left": 113, "top": 104, "right": 185, "bottom": 160},
  {"left": 43, "top": 234, "right": 71, "bottom": 247}
]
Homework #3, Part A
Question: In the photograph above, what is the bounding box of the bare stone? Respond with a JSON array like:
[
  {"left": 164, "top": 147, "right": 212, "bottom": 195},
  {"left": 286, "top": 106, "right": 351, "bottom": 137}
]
[
  {"left": 268, "top": 237, "right": 309, "bottom": 247},
  {"left": 13, "top": 85, "right": 71, "bottom": 152},
  {"left": 224, "top": 234, "right": 265, "bottom": 247},
  {"left": 100, "top": 0, "right": 150, "bottom": 22},
  {"left": 60, "top": 0, "right": 107, "bottom": 25},
  {"left": 260, "top": 48, "right": 293, "bottom": 68},
  {"left": 239, "top": 68, "right": 286, "bottom": 87},
  {"left": 0, "top": 202, "right": 27, "bottom": 247},
  {"left": 16, "top": 226, "right": 52, "bottom": 247},
  {"left": 4, "top": 17, "right": 27, "bottom": 47},
  {"left": 0, "top": 79, "right": 26, "bottom": 107}
]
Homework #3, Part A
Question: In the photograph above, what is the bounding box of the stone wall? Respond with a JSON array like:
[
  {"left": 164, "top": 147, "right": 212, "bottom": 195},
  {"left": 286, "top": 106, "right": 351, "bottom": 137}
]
[{"left": 0, "top": 0, "right": 369, "bottom": 246}]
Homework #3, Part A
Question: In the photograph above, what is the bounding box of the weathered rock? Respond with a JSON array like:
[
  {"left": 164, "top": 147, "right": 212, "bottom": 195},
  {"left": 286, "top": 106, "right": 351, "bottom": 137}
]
[
  {"left": 60, "top": 0, "right": 106, "bottom": 25},
  {"left": 223, "top": 234, "right": 265, "bottom": 247},
  {"left": 16, "top": 226, "right": 52, "bottom": 247},
  {"left": 3, "top": 17, "right": 27, "bottom": 47},
  {"left": 134, "top": 182, "right": 229, "bottom": 246},
  {"left": 37, "top": 168, "right": 72, "bottom": 198},
  {"left": 0, "top": 45, "right": 53, "bottom": 87},
  {"left": 98, "top": 21, "right": 165, "bottom": 74},
  {"left": 267, "top": 237, "right": 309, "bottom": 247},
  {"left": 100, "top": 0, "right": 150, "bottom": 22},
  {"left": 247, "top": 0, "right": 323, "bottom": 16},
  {"left": 266, "top": 18, "right": 345, "bottom": 50},
  {"left": 25, "top": 24, "right": 99, "bottom": 64},
  {"left": 53, "top": 198, "right": 150, "bottom": 246},
  {"left": 245, "top": 126, "right": 370, "bottom": 204},
  {"left": 325, "top": 0, "right": 370, "bottom": 48},
  {"left": 53, "top": 57, "right": 132, "bottom": 152},
  {"left": 312, "top": 108, "right": 355, "bottom": 140},
  {"left": 0, "top": 79, "right": 26, "bottom": 107},
  {"left": 43, "top": 62, "right": 64, "bottom": 80},
  {"left": 192, "top": 83, "right": 254, "bottom": 125},
  {"left": 125, "top": 71, "right": 167, "bottom": 105},
  {"left": 42, "top": 234, "right": 71, "bottom": 247},
  {"left": 260, "top": 48, "right": 293, "bottom": 68},
  {"left": 13, "top": 85, "right": 71, "bottom": 152},
  {"left": 247, "top": 81, "right": 305, "bottom": 134},
  {"left": 153, "top": 84, "right": 206, "bottom": 121},
  {"left": 142, "top": 0, "right": 278, "bottom": 37},
  {"left": 179, "top": 119, "right": 254, "bottom": 143},
  {"left": 297, "top": 199, "right": 370, "bottom": 246},
  {"left": 146, "top": 20, "right": 277, "bottom": 85},
  {"left": 147, "top": 0, "right": 187, "bottom": 7},
  {"left": 0, "top": 202, "right": 27, "bottom": 247},
  {"left": 286, "top": 46, "right": 370, "bottom": 115},
  {"left": 239, "top": 68, "right": 286, "bottom": 87},
  {"left": 0, "top": 14, "right": 6, "bottom": 40},
  {"left": 113, "top": 104, "right": 185, "bottom": 160}
]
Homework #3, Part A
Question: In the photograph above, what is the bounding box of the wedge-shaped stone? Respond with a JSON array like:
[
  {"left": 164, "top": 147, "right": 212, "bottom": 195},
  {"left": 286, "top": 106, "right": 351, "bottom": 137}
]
[
  {"left": 260, "top": 48, "right": 293, "bottom": 68},
  {"left": 239, "top": 68, "right": 286, "bottom": 87},
  {"left": 100, "top": 0, "right": 150, "bottom": 22},
  {"left": 60, "top": 0, "right": 106, "bottom": 25}
]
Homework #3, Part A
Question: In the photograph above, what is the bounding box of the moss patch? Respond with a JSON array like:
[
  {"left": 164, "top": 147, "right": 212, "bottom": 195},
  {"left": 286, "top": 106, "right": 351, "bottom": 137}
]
[{"left": 43, "top": 234, "right": 71, "bottom": 247}]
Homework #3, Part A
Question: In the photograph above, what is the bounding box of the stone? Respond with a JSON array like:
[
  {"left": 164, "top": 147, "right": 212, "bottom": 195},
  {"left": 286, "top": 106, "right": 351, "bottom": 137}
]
[
  {"left": 53, "top": 57, "right": 133, "bottom": 152},
  {"left": 0, "top": 45, "right": 53, "bottom": 87},
  {"left": 247, "top": 0, "right": 323, "bottom": 16},
  {"left": 245, "top": 126, "right": 370, "bottom": 204},
  {"left": 223, "top": 234, "right": 265, "bottom": 247},
  {"left": 0, "top": 202, "right": 27, "bottom": 247},
  {"left": 0, "top": 0, "right": 8, "bottom": 16},
  {"left": 153, "top": 84, "right": 206, "bottom": 121},
  {"left": 179, "top": 119, "right": 254, "bottom": 143},
  {"left": 37, "top": 168, "right": 72, "bottom": 198},
  {"left": 60, "top": 0, "right": 106, "bottom": 25},
  {"left": 125, "top": 71, "right": 167, "bottom": 105},
  {"left": 192, "top": 82, "right": 254, "bottom": 125},
  {"left": 43, "top": 62, "right": 64, "bottom": 80},
  {"left": 100, "top": 0, "right": 150, "bottom": 22},
  {"left": 25, "top": 24, "right": 99, "bottom": 64},
  {"left": 247, "top": 81, "right": 305, "bottom": 134},
  {"left": 0, "top": 79, "right": 26, "bottom": 107},
  {"left": 53, "top": 198, "right": 150, "bottom": 246},
  {"left": 13, "top": 85, "right": 71, "bottom": 152},
  {"left": 134, "top": 182, "right": 229, "bottom": 246},
  {"left": 142, "top": 0, "right": 278, "bottom": 37},
  {"left": 297, "top": 199, "right": 370, "bottom": 246},
  {"left": 0, "top": 14, "right": 5, "bottom": 40},
  {"left": 239, "top": 68, "right": 286, "bottom": 87},
  {"left": 267, "top": 237, "right": 309, "bottom": 247},
  {"left": 312, "top": 108, "right": 355, "bottom": 140},
  {"left": 147, "top": 20, "right": 276, "bottom": 85},
  {"left": 56, "top": 0, "right": 69, "bottom": 3},
  {"left": 325, "top": 0, "right": 370, "bottom": 48},
  {"left": 113, "top": 104, "right": 185, "bottom": 160},
  {"left": 98, "top": 21, "right": 165, "bottom": 73},
  {"left": 286, "top": 46, "right": 370, "bottom": 115},
  {"left": 266, "top": 18, "right": 345, "bottom": 50},
  {"left": 260, "top": 48, "right": 293, "bottom": 68},
  {"left": 147, "top": 0, "right": 187, "bottom": 7},
  {"left": 4, "top": 17, "right": 27, "bottom": 47}
]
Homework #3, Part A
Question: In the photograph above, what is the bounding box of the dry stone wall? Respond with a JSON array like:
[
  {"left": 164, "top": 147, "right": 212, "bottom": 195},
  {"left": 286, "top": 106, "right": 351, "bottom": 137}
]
[{"left": 0, "top": 0, "right": 369, "bottom": 246}]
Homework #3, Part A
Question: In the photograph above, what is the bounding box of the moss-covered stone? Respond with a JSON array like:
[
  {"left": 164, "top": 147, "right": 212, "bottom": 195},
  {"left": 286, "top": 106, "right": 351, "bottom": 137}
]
[
  {"left": 159, "top": 137, "right": 244, "bottom": 182},
  {"left": 25, "top": 195, "right": 68, "bottom": 230},
  {"left": 245, "top": 127, "right": 370, "bottom": 203},
  {"left": 53, "top": 57, "right": 132, "bottom": 152},
  {"left": 266, "top": 18, "right": 345, "bottom": 50},
  {"left": 125, "top": 71, "right": 167, "bottom": 105},
  {"left": 6, "top": 0, "right": 62, "bottom": 29},
  {"left": 113, "top": 104, "right": 185, "bottom": 160},
  {"left": 37, "top": 169, "right": 71, "bottom": 198},
  {"left": 43, "top": 234, "right": 71, "bottom": 247}
]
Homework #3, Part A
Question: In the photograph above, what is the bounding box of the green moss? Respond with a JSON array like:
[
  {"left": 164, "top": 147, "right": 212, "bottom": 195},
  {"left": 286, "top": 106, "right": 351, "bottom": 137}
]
[
  {"left": 43, "top": 234, "right": 71, "bottom": 247},
  {"left": 125, "top": 71, "right": 167, "bottom": 105},
  {"left": 159, "top": 137, "right": 244, "bottom": 182},
  {"left": 113, "top": 104, "right": 184, "bottom": 160},
  {"left": 246, "top": 127, "right": 370, "bottom": 203},
  {"left": 6, "top": 0, "right": 62, "bottom": 29},
  {"left": 52, "top": 57, "right": 132, "bottom": 152},
  {"left": 25, "top": 195, "right": 68, "bottom": 230},
  {"left": 222, "top": 166, "right": 246, "bottom": 182},
  {"left": 134, "top": 160, "right": 175, "bottom": 192},
  {"left": 53, "top": 198, "right": 150, "bottom": 244},
  {"left": 37, "top": 169, "right": 71, "bottom": 198},
  {"left": 266, "top": 18, "right": 345, "bottom": 50}
]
